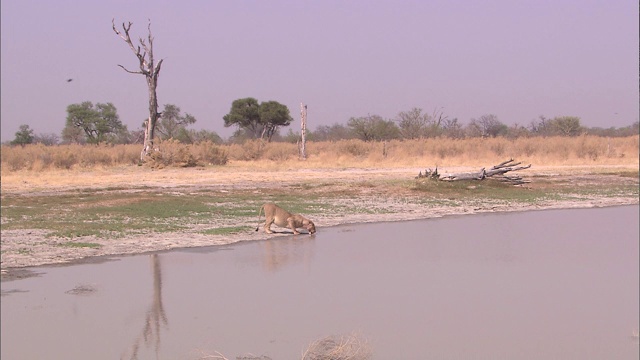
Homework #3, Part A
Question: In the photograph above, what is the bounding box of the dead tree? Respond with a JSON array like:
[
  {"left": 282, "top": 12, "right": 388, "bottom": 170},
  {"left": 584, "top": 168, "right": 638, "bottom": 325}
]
[
  {"left": 112, "top": 19, "right": 164, "bottom": 161},
  {"left": 418, "top": 159, "right": 531, "bottom": 185},
  {"left": 299, "top": 103, "right": 308, "bottom": 160}
]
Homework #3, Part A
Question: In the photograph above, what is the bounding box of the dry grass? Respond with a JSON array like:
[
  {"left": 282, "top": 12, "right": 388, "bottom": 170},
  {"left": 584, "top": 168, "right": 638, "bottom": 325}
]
[
  {"left": 1, "top": 135, "right": 637, "bottom": 173},
  {"left": 1, "top": 143, "right": 141, "bottom": 171},
  {"left": 147, "top": 139, "right": 229, "bottom": 168}
]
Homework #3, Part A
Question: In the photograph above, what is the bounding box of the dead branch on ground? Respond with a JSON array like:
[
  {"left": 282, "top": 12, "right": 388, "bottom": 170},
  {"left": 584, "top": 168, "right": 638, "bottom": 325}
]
[{"left": 417, "top": 158, "right": 531, "bottom": 185}]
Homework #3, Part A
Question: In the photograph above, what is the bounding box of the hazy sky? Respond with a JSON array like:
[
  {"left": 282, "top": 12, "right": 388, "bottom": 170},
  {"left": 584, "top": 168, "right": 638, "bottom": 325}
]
[{"left": 1, "top": 0, "right": 638, "bottom": 142}]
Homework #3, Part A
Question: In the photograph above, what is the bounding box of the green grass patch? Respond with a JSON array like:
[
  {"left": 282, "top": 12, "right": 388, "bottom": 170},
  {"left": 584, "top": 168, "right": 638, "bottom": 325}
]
[
  {"left": 16, "top": 248, "right": 32, "bottom": 255},
  {"left": 0, "top": 190, "right": 328, "bottom": 239},
  {"left": 1, "top": 174, "right": 637, "bottom": 240},
  {"left": 201, "top": 226, "right": 250, "bottom": 235},
  {"left": 410, "top": 178, "right": 547, "bottom": 203},
  {"left": 57, "top": 242, "right": 102, "bottom": 249}
]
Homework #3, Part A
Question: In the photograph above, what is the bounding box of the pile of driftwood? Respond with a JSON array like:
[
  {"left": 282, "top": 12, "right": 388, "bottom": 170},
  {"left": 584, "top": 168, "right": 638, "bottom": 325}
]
[{"left": 417, "top": 158, "right": 531, "bottom": 185}]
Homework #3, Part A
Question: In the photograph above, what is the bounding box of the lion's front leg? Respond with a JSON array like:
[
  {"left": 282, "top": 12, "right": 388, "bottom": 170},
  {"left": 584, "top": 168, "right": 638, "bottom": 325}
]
[{"left": 287, "top": 218, "right": 301, "bottom": 235}]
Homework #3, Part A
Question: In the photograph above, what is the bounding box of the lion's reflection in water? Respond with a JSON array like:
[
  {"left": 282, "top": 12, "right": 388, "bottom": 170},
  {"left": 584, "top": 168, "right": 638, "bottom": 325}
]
[{"left": 260, "top": 236, "right": 316, "bottom": 273}]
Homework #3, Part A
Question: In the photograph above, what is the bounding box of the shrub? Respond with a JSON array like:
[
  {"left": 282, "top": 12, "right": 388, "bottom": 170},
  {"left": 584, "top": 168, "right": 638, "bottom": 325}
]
[
  {"left": 196, "top": 141, "right": 228, "bottom": 165},
  {"left": 148, "top": 139, "right": 197, "bottom": 168},
  {"left": 263, "top": 142, "right": 298, "bottom": 161},
  {"left": 3, "top": 148, "right": 29, "bottom": 171},
  {"left": 79, "top": 145, "right": 114, "bottom": 167},
  {"left": 112, "top": 145, "right": 143, "bottom": 165},
  {"left": 338, "top": 139, "right": 370, "bottom": 157},
  {"left": 575, "top": 135, "right": 604, "bottom": 161},
  {"left": 53, "top": 150, "right": 78, "bottom": 169},
  {"left": 227, "top": 139, "right": 265, "bottom": 161}
]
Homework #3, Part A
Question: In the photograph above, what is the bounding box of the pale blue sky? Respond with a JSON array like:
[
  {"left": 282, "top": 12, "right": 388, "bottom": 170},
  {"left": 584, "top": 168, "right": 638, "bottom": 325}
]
[{"left": 1, "top": 0, "right": 638, "bottom": 142}]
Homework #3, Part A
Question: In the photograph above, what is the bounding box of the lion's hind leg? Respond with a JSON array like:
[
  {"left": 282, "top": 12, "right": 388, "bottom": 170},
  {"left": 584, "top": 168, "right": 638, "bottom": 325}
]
[{"left": 264, "top": 217, "right": 275, "bottom": 234}]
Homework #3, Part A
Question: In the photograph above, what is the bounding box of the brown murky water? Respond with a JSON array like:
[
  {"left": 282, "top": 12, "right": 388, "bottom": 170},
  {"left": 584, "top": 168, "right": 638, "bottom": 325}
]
[{"left": 2, "top": 206, "right": 639, "bottom": 359}]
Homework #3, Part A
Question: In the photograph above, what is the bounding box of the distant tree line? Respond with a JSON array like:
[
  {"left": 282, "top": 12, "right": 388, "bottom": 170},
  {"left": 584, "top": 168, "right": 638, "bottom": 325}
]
[
  {"left": 294, "top": 109, "right": 638, "bottom": 143},
  {"left": 6, "top": 103, "right": 639, "bottom": 147}
]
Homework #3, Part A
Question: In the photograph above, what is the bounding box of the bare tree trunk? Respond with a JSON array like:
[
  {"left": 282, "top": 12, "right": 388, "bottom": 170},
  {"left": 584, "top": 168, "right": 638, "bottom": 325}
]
[
  {"left": 143, "top": 74, "right": 161, "bottom": 158},
  {"left": 300, "top": 103, "right": 307, "bottom": 160},
  {"left": 112, "top": 19, "right": 164, "bottom": 161}
]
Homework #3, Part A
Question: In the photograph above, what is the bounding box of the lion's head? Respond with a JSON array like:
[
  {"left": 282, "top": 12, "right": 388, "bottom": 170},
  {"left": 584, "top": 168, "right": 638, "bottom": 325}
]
[{"left": 305, "top": 221, "right": 316, "bottom": 235}]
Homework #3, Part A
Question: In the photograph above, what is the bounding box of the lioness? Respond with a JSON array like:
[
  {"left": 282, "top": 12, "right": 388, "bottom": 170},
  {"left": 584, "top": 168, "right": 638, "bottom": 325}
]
[{"left": 255, "top": 203, "right": 316, "bottom": 235}]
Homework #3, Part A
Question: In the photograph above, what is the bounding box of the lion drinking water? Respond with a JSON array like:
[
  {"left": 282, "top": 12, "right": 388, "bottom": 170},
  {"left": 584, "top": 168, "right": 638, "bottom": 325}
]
[{"left": 255, "top": 203, "right": 316, "bottom": 235}]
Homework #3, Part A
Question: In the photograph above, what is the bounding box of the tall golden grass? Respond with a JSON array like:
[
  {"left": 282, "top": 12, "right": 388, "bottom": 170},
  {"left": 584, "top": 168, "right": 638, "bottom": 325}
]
[{"left": 1, "top": 135, "right": 637, "bottom": 172}]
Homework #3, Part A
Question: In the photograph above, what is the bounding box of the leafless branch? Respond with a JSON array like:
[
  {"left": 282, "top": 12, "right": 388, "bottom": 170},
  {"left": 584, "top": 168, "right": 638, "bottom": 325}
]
[
  {"left": 112, "top": 18, "right": 159, "bottom": 76},
  {"left": 491, "top": 158, "right": 519, "bottom": 169},
  {"left": 116, "top": 64, "right": 143, "bottom": 74}
]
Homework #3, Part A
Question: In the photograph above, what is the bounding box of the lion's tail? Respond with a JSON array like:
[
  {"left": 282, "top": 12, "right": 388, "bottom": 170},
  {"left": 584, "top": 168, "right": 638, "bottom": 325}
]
[{"left": 255, "top": 205, "right": 265, "bottom": 232}]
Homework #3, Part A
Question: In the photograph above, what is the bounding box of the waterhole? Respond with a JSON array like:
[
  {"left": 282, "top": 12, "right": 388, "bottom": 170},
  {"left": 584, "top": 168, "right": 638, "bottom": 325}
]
[{"left": 2, "top": 206, "right": 638, "bottom": 359}]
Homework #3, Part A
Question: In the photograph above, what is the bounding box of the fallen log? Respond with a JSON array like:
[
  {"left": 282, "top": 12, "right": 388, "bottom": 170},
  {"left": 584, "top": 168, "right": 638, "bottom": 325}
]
[
  {"left": 439, "top": 168, "right": 486, "bottom": 181},
  {"left": 417, "top": 158, "right": 531, "bottom": 185}
]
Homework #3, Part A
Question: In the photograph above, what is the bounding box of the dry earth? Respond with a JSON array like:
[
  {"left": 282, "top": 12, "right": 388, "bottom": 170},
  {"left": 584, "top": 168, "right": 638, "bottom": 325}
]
[{"left": 1, "top": 164, "right": 638, "bottom": 278}]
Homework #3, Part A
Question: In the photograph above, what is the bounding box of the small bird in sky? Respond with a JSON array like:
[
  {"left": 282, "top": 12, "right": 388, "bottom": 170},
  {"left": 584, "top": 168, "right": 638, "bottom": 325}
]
[{"left": 66, "top": 78, "right": 73, "bottom": 82}]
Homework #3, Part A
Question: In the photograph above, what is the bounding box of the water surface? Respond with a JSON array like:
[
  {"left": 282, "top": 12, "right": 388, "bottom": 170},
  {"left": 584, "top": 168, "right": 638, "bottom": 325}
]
[{"left": 2, "top": 206, "right": 638, "bottom": 359}]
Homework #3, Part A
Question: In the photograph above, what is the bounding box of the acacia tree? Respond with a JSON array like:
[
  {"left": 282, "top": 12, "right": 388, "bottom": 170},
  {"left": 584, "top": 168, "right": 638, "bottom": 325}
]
[
  {"left": 112, "top": 19, "right": 164, "bottom": 160},
  {"left": 11, "top": 125, "right": 34, "bottom": 146},
  {"left": 347, "top": 114, "right": 400, "bottom": 141},
  {"left": 551, "top": 116, "right": 582, "bottom": 136},
  {"left": 466, "top": 114, "right": 508, "bottom": 138},
  {"left": 258, "top": 101, "right": 293, "bottom": 141},
  {"left": 223, "top": 98, "right": 261, "bottom": 138},
  {"left": 396, "top": 108, "right": 431, "bottom": 139},
  {"left": 64, "top": 101, "right": 126, "bottom": 144},
  {"left": 156, "top": 104, "right": 197, "bottom": 140},
  {"left": 395, "top": 107, "right": 449, "bottom": 139},
  {"left": 528, "top": 115, "right": 553, "bottom": 136},
  {"left": 223, "top": 98, "right": 292, "bottom": 142},
  {"left": 440, "top": 118, "right": 465, "bottom": 139}
]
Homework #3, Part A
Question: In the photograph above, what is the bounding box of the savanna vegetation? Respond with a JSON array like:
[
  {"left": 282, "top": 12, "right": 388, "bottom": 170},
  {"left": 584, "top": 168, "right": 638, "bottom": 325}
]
[
  {"left": 1, "top": 135, "right": 638, "bottom": 172},
  {"left": 8, "top": 18, "right": 636, "bottom": 172}
]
